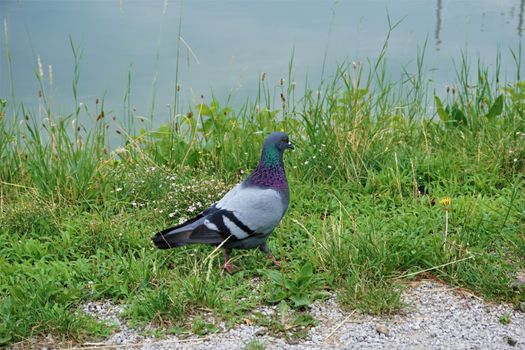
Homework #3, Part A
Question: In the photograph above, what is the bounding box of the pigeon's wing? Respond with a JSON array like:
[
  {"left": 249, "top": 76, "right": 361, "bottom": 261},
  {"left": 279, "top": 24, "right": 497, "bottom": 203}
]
[
  {"left": 151, "top": 208, "right": 228, "bottom": 249},
  {"left": 212, "top": 184, "right": 285, "bottom": 237},
  {"left": 152, "top": 184, "right": 243, "bottom": 248},
  {"left": 152, "top": 183, "right": 285, "bottom": 249}
]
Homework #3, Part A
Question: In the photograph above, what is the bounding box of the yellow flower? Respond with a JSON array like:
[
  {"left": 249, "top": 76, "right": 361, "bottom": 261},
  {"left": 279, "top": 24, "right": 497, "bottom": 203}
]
[{"left": 439, "top": 196, "right": 452, "bottom": 207}]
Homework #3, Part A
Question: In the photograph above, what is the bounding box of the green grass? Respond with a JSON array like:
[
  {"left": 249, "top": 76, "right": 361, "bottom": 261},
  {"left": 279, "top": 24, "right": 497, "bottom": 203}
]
[{"left": 1, "top": 34, "right": 525, "bottom": 346}]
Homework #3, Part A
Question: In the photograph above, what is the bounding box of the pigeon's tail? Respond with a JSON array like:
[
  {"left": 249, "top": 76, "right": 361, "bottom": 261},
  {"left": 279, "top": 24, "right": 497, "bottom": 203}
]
[
  {"left": 152, "top": 214, "right": 228, "bottom": 249},
  {"left": 152, "top": 229, "right": 193, "bottom": 249},
  {"left": 152, "top": 215, "right": 204, "bottom": 249}
]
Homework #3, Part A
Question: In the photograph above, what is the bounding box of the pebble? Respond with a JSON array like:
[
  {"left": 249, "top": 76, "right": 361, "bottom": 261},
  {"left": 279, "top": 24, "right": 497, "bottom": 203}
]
[
  {"left": 505, "top": 335, "right": 518, "bottom": 347},
  {"left": 375, "top": 324, "right": 390, "bottom": 336},
  {"left": 27, "top": 280, "right": 525, "bottom": 350}
]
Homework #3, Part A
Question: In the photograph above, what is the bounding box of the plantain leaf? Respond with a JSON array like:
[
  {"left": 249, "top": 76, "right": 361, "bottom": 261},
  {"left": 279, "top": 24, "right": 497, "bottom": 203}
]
[
  {"left": 434, "top": 96, "right": 449, "bottom": 122},
  {"left": 486, "top": 95, "right": 504, "bottom": 119},
  {"left": 451, "top": 105, "right": 467, "bottom": 125}
]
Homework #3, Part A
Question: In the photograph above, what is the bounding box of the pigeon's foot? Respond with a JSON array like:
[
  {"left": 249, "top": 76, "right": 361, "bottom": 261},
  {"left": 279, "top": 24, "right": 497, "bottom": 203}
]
[
  {"left": 266, "top": 255, "right": 281, "bottom": 267},
  {"left": 260, "top": 243, "right": 281, "bottom": 267},
  {"left": 223, "top": 249, "right": 239, "bottom": 274},
  {"left": 223, "top": 261, "right": 239, "bottom": 274}
]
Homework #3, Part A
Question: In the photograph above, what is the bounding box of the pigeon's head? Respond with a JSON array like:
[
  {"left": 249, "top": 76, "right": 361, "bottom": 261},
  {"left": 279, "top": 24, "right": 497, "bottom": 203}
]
[{"left": 264, "top": 131, "right": 294, "bottom": 153}]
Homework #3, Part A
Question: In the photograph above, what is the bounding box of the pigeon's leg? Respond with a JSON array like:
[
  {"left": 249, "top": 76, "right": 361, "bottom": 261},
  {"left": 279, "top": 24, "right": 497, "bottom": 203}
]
[
  {"left": 223, "top": 248, "right": 238, "bottom": 274},
  {"left": 259, "top": 242, "right": 281, "bottom": 267}
]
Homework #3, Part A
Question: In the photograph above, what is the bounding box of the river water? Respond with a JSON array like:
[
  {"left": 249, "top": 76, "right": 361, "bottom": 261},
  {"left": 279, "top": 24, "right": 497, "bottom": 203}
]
[{"left": 1, "top": 0, "right": 524, "bottom": 122}]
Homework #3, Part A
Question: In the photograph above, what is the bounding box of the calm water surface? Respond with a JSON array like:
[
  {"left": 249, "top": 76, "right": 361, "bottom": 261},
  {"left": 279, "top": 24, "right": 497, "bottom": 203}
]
[{"left": 1, "top": 0, "right": 524, "bottom": 122}]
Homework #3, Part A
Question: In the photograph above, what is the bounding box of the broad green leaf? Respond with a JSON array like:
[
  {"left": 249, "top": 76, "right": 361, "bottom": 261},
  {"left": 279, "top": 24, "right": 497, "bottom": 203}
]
[
  {"left": 262, "top": 269, "right": 282, "bottom": 284},
  {"left": 299, "top": 261, "right": 313, "bottom": 278},
  {"left": 290, "top": 294, "right": 311, "bottom": 308},
  {"left": 269, "top": 290, "right": 287, "bottom": 304},
  {"left": 486, "top": 95, "right": 504, "bottom": 119},
  {"left": 451, "top": 106, "right": 467, "bottom": 125},
  {"left": 434, "top": 96, "right": 448, "bottom": 122}
]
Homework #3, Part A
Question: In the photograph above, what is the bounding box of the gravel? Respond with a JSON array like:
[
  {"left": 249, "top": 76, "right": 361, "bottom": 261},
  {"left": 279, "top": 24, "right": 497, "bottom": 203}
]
[{"left": 59, "top": 280, "right": 525, "bottom": 349}]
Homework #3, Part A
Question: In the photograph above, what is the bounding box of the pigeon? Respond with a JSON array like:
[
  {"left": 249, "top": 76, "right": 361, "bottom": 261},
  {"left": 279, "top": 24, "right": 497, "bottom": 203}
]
[{"left": 152, "top": 131, "right": 294, "bottom": 273}]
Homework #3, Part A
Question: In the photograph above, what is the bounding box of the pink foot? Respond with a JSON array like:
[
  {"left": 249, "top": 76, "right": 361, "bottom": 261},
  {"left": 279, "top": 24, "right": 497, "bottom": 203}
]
[
  {"left": 266, "top": 255, "right": 281, "bottom": 267},
  {"left": 223, "top": 260, "right": 239, "bottom": 274}
]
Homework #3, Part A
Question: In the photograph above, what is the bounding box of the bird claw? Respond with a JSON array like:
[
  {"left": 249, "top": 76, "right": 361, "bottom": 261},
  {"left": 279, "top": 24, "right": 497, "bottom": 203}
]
[
  {"left": 223, "top": 261, "right": 239, "bottom": 274},
  {"left": 266, "top": 255, "right": 281, "bottom": 267}
]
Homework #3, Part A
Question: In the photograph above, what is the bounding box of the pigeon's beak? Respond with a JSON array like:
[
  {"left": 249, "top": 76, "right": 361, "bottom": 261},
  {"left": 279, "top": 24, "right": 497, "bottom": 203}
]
[{"left": 286, "top": 142, "right": 295, "bottom": 150}]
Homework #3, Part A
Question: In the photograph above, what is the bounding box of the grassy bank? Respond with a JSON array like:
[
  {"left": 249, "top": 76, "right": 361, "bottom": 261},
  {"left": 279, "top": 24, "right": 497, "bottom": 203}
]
[{"left": 1, "top": 46, "right": 524, "bottom": 346}]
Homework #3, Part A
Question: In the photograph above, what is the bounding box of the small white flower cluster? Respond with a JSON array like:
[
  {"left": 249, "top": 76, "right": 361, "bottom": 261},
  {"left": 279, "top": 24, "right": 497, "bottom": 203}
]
[
  {"left": 116, "top": 164, "right": 232, "bottom": 223},
  {"left": 300, "top": 143, "right": 333, "bottom": 170}
]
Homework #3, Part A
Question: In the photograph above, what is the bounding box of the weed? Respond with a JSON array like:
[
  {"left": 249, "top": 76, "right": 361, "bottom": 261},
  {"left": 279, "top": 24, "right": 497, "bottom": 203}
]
[
  {"left": 251, "top": 301, "right": 317, "bottom": 340},
  {"left": 124, "top": 285, "right": 185, "bottom": 326},
  {"left": 499, "top": 313, "right": 511, "bottom": 325},
  {"left": 244, "top": 338, "right": 266, "bottom": 350},
  {"left": 191, "top": 316, "right": 219, "bottom": 336},
  {"left": 260, "top": 262, "right": 327, "bottom": 309}
]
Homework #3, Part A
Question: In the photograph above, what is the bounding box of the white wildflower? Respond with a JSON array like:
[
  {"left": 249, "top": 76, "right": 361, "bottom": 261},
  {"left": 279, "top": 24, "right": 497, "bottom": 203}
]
[
  {"left": 37, "top": 55, "right": 44, "bottom": 78},
  {"left": 48, "top": 65, "right": 53, "bottom": 86},
  {"left": 114, "top": 147, "right": 126, "bottom": 155}
]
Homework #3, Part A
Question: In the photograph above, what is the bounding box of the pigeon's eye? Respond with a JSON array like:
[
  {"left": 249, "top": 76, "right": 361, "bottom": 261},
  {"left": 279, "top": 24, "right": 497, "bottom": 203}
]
[{"left": 281, "top": 137, "right": 287, "bottom": 142}]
